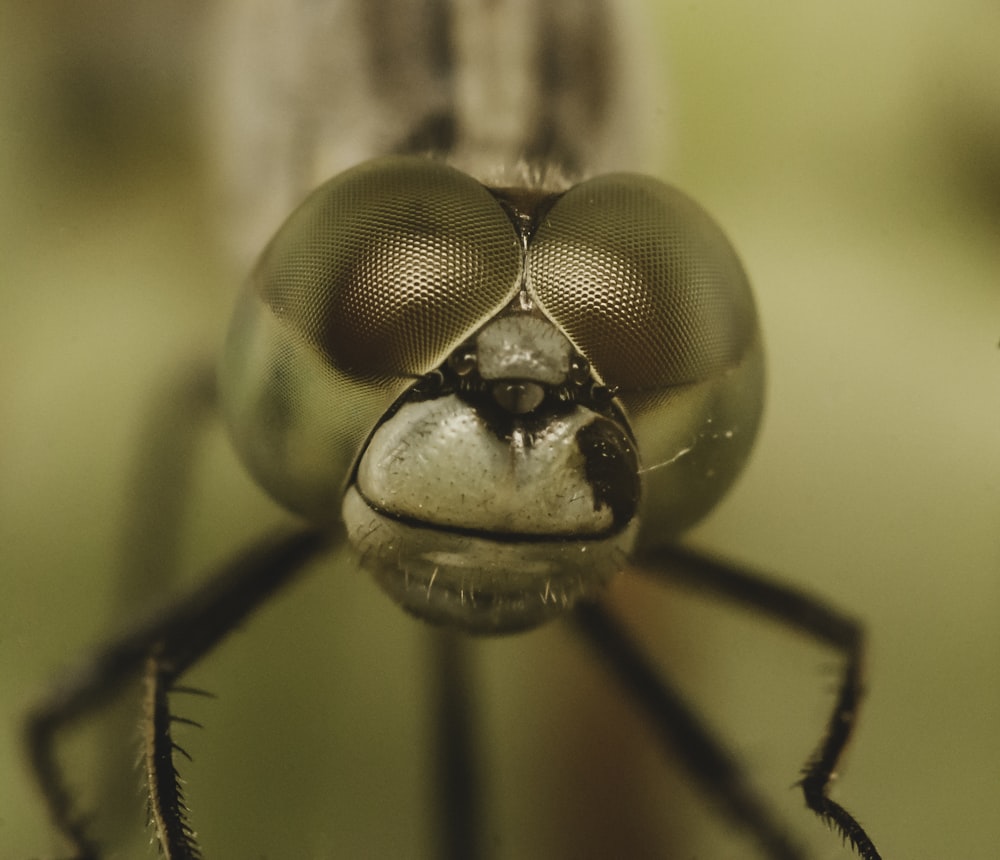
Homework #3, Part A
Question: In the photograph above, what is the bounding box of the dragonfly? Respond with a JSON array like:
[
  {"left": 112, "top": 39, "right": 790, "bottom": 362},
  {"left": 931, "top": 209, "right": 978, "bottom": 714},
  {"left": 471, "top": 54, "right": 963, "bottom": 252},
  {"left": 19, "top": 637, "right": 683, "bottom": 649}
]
[{"left": 22, "top": 1, "right": 882, "bottom": 858}]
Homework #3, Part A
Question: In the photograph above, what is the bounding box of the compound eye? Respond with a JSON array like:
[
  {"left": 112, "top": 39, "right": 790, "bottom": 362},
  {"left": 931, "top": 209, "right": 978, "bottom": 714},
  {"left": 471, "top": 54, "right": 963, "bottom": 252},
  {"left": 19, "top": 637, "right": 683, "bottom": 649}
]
[
  {"left": 220, "top": 157, "right": 524, "bottom": 521},
  {"left": 253, "top": 157, "right": 522, "bottom": 380},
  {"left": 528, "top": 174, "right": 758, "bottom": 391}
]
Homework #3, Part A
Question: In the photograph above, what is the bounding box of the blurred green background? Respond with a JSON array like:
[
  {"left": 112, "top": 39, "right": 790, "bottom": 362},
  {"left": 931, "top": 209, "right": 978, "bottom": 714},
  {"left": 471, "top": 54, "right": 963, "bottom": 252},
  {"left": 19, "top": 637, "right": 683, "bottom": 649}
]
[{"left": 2, "top": 2, "right": 999, "bottom": 858}]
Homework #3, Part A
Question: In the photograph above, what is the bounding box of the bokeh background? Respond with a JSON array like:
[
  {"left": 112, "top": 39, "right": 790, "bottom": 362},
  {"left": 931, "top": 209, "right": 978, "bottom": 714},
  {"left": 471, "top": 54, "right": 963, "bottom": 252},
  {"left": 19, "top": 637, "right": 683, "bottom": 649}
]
[{"left": 2, "top": 2, "right": 998, "bottom": 858}]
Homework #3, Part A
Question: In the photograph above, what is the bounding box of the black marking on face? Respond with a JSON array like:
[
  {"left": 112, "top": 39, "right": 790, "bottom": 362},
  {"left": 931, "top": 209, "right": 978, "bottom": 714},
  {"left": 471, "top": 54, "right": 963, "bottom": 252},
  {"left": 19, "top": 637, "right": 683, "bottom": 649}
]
[{"left": 576, "top": 418, "right": 640, "bottom": 528}]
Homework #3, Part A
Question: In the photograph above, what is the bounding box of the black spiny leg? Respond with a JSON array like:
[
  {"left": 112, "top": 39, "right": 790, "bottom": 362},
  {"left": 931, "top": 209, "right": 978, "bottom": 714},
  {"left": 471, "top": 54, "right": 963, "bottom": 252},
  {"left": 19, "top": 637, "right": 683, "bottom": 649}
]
[
  {"left": 102, "top": 359, "right": 218, "bottom": 835},
  {"left": 631, "top": 545, "right": 881, "bottom": 860},
  {"left": 25, "top": 528, "right": 334, "bottom": 859},
  {"left": 143, "top": 657, "right": 204, "bottom": 860}
]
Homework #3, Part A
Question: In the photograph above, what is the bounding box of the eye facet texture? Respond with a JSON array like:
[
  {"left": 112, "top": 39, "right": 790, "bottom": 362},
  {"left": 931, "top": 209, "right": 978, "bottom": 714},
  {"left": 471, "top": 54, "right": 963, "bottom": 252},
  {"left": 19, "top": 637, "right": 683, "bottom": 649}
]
[
  {"left": 257, "top": 157, "right": 523, "bottom": 381},
  {"left": 529, "top": 173, "right": 757, "bottom": 392}
]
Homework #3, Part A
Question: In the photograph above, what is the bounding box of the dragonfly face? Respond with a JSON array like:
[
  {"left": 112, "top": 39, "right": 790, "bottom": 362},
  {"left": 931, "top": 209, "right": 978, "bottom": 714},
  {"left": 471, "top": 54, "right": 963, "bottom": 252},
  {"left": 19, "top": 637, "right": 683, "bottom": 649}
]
[
  {"left": 221, "top": 156, "right": 764, "bottom": 631},
  {"left": 18, "top": 6, "right": 888, "bottom": 857}
]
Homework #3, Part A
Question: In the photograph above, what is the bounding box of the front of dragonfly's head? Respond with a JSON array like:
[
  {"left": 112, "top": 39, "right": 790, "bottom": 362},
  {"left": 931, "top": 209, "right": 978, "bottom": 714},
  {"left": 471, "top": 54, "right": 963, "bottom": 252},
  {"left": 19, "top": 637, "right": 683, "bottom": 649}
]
[{"left": 220, "top": 157, "right": 764, "bottom": 633}]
